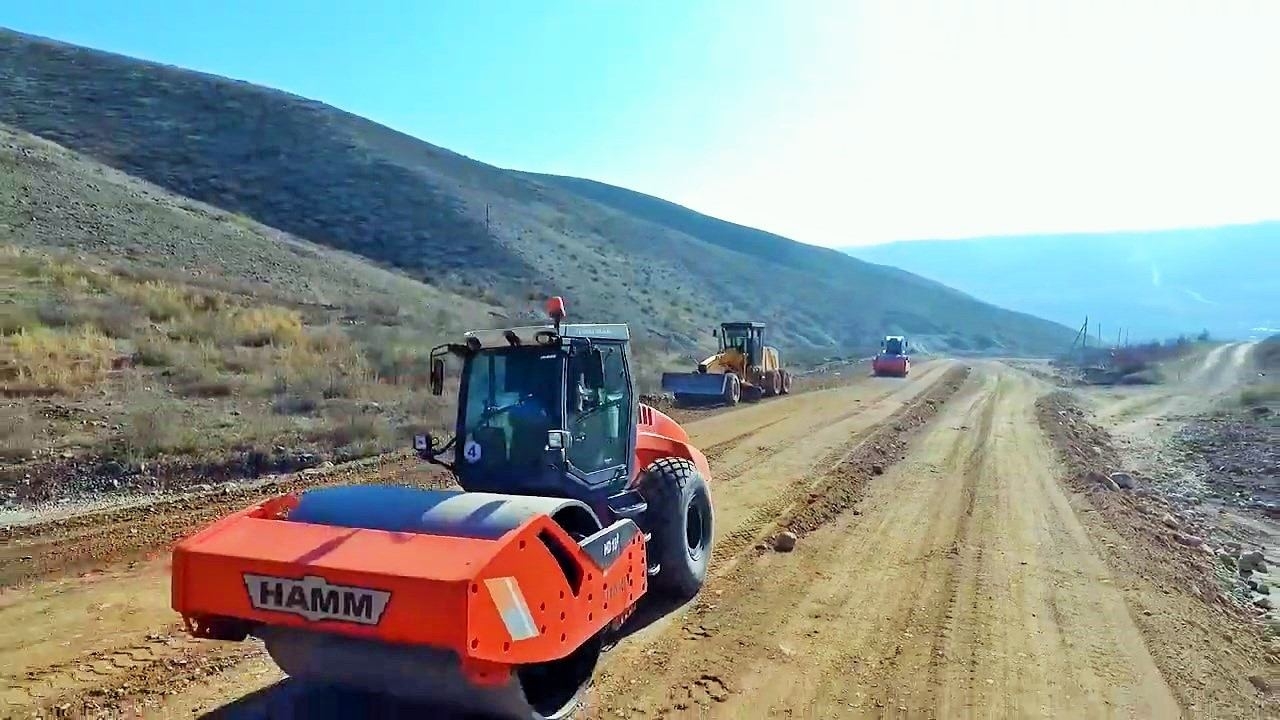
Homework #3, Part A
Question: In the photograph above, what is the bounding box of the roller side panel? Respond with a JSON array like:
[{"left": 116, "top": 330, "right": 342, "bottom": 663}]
[{"left": 171, "top": 487, "right": 646, "bottom": 685}]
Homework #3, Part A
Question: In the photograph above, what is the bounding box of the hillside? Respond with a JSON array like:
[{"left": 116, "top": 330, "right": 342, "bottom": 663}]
[
  {"left": 0, "top": 28, "right": 1073, "bottom": 359},
  {"left": 846, "top": 224, "right": 1279, "bottom": 342},
  {"left": 1, "top": 122, "right": 504, "bottom": 500}
]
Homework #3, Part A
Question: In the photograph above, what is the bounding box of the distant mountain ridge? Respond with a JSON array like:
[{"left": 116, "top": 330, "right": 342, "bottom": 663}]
[
  {"left": 0, "top": 27, "right": 1075, "bottom": 357},
  {"left": 846, "top": 223, "right": 1279, "bottom": 342}
]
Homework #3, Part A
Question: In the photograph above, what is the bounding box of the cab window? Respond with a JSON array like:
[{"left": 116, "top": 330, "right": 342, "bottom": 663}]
[{"left": 567, "top": 344, "right": 631, "bottom": 474}]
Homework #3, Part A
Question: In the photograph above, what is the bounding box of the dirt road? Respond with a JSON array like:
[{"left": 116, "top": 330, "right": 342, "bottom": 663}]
[
  {"left": 1091, "top": 341, "right": 1259, "bottom": 434},
  {"left": 585, "top": 364, "right": 1180, "bottom": 719},
  {"left": 0, "top": 363, "right": 946, "bottom": 716},
  {"left": 2, "top": 356, "right": 1273, "bottom": 718}
]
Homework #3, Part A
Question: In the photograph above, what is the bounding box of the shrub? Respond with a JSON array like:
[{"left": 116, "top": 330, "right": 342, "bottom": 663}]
[
  {"left": 118, "top": 404, "right": 198, "bottom": 459},
  {"left": 228, "top": 307, "right": 305, "bottom": 347},
  {"left": 308, "top": 410, "right": 392, "bottom": 449},
  {"left": 171, "top": 363, "right": 240, "bottom": 398},
  {"left": 1240, "top": 383, "right": 1280, "bottom": 406},
  {"left": 91, "top": 302, "right": 141, "bottom": 339},
  {"left": 119, "top": 280, "right": 192, "bottom": 322},
  {"left": 0, "top": 407, "right": 43, "bottom": 462},
  {"left": 0, "top": 305, "right": 39, "bottom": 336},
  {"left": 3, "top": 326, "right": 117, "bottom": 392},
  {"left": 134, "top": 334, "right": 181, "bottom": 367}
]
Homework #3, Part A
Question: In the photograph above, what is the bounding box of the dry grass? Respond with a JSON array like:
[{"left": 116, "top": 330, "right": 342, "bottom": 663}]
[
  {"left": 0, "top": 247, "right": 453, "bottom": 469},
  {"left": 0, "top": 406, "right": 43, "bottom": 462},
  {"left": 116, "top": 403, "right": 195, "bottom": 460},
  {"left": 2, "top": 326, "right": 117, "bottom": 393}
]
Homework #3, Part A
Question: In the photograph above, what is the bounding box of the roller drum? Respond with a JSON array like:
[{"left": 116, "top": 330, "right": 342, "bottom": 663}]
[{"left": 254, "top": 484, "right": 606, "bottom": 719}]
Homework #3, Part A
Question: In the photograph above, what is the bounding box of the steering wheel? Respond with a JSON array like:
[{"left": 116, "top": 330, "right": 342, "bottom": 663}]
[
  {"left": 467, "top": 395, "right": 538, "bottom": 434},
  {"left": 571, "top": 396, "right": 626, "bottom": 440}
]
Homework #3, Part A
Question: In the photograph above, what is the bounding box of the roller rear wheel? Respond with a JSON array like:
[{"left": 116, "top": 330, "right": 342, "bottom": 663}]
[{"left": 640, "top": 458, "right": 714, "bottom": 600}]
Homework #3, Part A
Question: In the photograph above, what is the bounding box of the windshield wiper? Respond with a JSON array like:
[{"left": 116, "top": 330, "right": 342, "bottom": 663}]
[{"left": 467, "top": 399, "right": 526, "bottom": 434}]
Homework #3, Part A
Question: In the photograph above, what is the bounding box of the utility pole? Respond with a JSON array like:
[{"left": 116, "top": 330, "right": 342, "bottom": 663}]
[{"left": 485, "top": 204, "right": 491, "bottom": 235}]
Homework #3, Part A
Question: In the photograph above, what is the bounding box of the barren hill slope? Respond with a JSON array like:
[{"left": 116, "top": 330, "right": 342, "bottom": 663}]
[{"left": 0, "top": 28, "right": 1073, "bottom": 356}]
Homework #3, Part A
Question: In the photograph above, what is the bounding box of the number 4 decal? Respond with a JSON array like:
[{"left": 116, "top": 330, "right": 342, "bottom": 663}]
[{"left": 463, "top": 440, "right": 482, "bottom": 463}]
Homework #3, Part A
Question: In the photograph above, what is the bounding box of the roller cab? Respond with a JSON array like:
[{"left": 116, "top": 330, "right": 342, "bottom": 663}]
[{"left": 172, "top": 485, "right": 647, "bottom": 689}]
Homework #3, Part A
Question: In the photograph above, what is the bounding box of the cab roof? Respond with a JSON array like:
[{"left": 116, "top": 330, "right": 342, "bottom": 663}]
[{"left": 462, "top": 323, "right": 630, "bottom": 349}]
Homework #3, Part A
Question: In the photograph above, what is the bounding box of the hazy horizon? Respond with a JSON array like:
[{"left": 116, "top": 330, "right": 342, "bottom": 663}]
[{"left": 4, "top": 1, "right": 1279, "bottom": 248}]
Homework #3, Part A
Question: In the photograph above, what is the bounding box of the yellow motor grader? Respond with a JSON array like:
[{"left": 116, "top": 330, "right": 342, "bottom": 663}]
[{"left": 661, "top": 321, "right": 792, "bottom": 405}]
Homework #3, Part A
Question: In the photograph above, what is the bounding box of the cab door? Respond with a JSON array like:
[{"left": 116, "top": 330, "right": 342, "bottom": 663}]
[{"left": 564, "top": 341, "right": 635, "bottom": 498}]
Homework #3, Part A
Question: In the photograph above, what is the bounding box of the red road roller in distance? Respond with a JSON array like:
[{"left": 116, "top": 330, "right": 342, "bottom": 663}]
[{"left": 872, "top": 335, "right": 911, "bottom": 377}]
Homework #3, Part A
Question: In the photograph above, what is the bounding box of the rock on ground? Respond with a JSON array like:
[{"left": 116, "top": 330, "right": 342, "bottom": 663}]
[
  {"left": 1174, "top": 533, "right": 1204, "bottom": 548},
  {"left": 1087, "top": 470, "right": 1121, "bottom": 491},
  {"left": 1241, "top": 551, "right": 1267, "bottom": 572},
  {"left": 1110, "top": 471, "right": 1136, "bottom": 489}
]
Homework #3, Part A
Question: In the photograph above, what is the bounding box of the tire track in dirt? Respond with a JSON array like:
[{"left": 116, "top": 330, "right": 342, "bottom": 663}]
[
  {"left": 680, "top": 378, "right": 996, "bottom": 718},
  {"left": 1037, "top": 391, "right": 1278, "bottom": 719},
  {"left": 1, "top": 570, "right": 263, "bottom": 716},
  {"left": 588, "top": 364, "right": 1189, "bottom": 719},
  {"left": 0, "top": 460, "right": 452, "bottom": 718},
  {"left": 703, "top": 364, "right": 959, "bottom": 572},
  {"left": 62, "top": 366, "right": 957, "bottom": 718},
  {"left": 582, "top": 365, "right": 971, "bottom": 718},
  {"left": 689, "top": 364, "right": 1181, "bottom": 719},
  {"left": 694, "top": 362, "right": 944, "bottom": 478},
  {"left": 0, "top": 454, "right": 445, "bottom": 588},
  {"left": 698, "top": 416, "right": 789, "bottom": 465}
]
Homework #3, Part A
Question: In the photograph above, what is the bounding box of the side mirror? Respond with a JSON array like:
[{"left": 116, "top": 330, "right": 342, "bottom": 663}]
[
  {"left": 429, "top": 358, "right": 445, "bottom": 396},
  {"left": 545, "top": 430, "right": 569, "bottom": 467},
  {"left": 584, "top": 348, "right": 606, "bottom": 390}
]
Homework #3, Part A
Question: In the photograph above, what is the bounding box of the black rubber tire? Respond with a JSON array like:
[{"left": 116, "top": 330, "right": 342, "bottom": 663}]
[
  {"left": 723, "top": 374, "right": 741, "bottom": 405},
  {"left": 779, "top": 370, "right": 792, "bottom": 394},
  {"left": 760, "top": 371, "right": 773, "bottom": 397},
  {"left": 639, "top": 457, "right": 714, "bottom": 600}
]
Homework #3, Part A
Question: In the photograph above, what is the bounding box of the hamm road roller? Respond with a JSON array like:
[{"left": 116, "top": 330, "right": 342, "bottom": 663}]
[{"left": 170, "top": 298, "right": 716, "bottom": 719}]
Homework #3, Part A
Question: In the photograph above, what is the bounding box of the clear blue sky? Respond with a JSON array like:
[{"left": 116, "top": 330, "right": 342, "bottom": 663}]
[{"left": 4, "top": 1, "right": 1279, "bottom": 246}]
